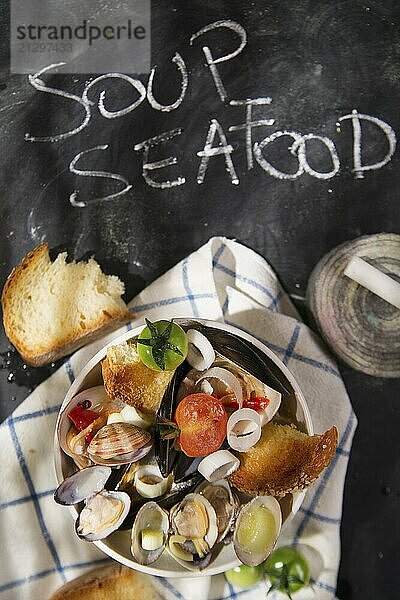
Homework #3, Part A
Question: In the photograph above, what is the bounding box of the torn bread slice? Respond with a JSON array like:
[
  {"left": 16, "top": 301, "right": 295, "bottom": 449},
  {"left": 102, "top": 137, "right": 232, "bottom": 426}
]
[
  {"left": 228, "top": 422, "right": 338, "bottom": 497},
  {"left": 48, "top": 563, "right": 162, "bottom": 600},
  {"left": 2, "top": 243, "right": 131, "bottom": 367},
  {"left": 102, "top": 339, "right": 174, "bottom": 416}
]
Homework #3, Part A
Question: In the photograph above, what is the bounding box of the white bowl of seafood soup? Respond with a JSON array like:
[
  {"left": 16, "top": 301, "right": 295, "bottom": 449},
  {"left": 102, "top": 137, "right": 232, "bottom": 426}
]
[{"left": 54, "top": 318, "right": 313, "bottom": 577}]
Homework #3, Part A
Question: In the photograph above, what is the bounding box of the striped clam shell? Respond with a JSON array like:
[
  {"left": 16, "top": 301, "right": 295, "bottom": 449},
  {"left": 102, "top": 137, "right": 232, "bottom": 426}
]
[
  {"left": 307, "top": 233, "right": 400, "bottom": 377},
  {"left": 88, "top": 422, "right": 152, "bottom": 465}
]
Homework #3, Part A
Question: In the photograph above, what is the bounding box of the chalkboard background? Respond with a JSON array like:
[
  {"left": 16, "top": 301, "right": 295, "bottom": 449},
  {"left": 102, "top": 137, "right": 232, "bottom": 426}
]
[{"left": 1, "top": 1, "right": 399, "bottom": 598}]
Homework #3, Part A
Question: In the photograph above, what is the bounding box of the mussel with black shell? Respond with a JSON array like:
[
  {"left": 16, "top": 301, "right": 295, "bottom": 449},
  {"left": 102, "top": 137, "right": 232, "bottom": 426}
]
[{"left": 154, "top": 360, "right": 197, "bottom": 481}]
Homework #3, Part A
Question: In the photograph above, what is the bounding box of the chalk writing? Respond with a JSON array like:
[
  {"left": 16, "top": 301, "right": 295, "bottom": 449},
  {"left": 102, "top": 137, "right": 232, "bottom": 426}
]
[
  {"left": 254, "top": 131, "right": 303, "bottom": 180},
  {"left": 190, "top": 20, "right": 247, "bottom": 102},
  {"left": 197, "top": 119, "right": 239, "bottom": 185},
  {"left": 147, "top": 52, "right": 188, "bottom": 112},
  {"left": 24, "top": 20, "right": 398, "bottom": 205},
  {"left": 69, "top": 145, "right": 132, "bottom": 206},
  {"left": 292, "top": 134, "right": 340, "bottom": 180},
  {"left": 83, "top": 73, "right": 146, "bottom": 119},
  {"left": 25, "top": 62, "right": 90, "bottom": 142},
  {"left": 338, "top": 110, "right": 396, "bottom": 179},
  {"left": 134, "top": 129, "right": 186, "bottom": 189},
  {"left": 229, "top": 98, "right": 275, "bottom": 170}
]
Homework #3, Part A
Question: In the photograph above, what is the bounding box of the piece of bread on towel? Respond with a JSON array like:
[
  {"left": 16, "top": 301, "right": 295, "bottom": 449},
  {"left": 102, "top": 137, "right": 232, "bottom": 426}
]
[
  {"left": 2, "top": 243, "right": 131, "bottom": 366},
  {"left": 48, "top": 562, "right": 163, "bottom": 600}
]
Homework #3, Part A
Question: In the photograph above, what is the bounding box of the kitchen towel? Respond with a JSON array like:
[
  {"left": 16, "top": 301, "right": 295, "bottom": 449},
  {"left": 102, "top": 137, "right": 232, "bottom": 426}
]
[{"left": 0, "top": 237, "right": 357, "bottom": 599}]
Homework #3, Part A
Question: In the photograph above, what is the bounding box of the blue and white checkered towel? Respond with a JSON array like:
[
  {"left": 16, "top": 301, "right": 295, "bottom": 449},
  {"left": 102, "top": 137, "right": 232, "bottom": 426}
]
[{"left": 0, "top": 237, "right": 356, "bottom": 600}]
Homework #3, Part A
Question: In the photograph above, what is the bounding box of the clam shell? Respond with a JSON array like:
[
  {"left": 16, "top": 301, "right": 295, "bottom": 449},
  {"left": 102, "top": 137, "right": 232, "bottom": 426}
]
[
  {"left": 54, "top": 465, "right": 112, "bottom": 505},
  {"left": 87, "top": 422, "right": 152, "bottom": 466},
  {"left": 131, "top": 501, "right": 169, "bottom": 565},
  {"left": 117, "top": 470, "right": 203, "bottom": 531},
  {"left": 196, "top": 480, "right": 238, "bottom": 543},
  {"left": 167, "top": 536, "right": 212, "bottom": 570},
  {"left": 168, "top": 493, "right": 218, "bottom": 571},
  {"left": 233, "top": 496, "right": 282, "bottom": 566},
  {"left": 57, "top": 386, "right": 111, "bottom": 467},
  {"left": 76, "top": 490, "right": 131, "bottom": 541}
]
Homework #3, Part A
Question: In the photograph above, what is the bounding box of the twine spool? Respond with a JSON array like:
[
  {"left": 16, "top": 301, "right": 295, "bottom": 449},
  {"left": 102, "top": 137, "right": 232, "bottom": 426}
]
[{"left": 307, "top": 233, "right": 400, "bottom": 377}]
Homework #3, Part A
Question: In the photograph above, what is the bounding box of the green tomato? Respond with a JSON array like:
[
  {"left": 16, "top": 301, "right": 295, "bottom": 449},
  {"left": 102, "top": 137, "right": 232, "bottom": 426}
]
[
  {"left": 224, "top": 565, "right": 262, "bottom": 589},
  {"left": 137, "top": 319, "right": 188, "bottom": 371},
  {"left": 263, "top": 546, "right": 310, "bottom": 597}
]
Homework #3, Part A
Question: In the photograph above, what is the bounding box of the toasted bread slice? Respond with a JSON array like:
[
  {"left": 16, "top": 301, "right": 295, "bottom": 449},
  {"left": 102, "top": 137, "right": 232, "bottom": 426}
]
[
  {"left": 102, "top": 339, "right": 174, "bottom": 415},
  {"left": 2, "top": 244, "right": 131, "bottom": 366},
  {"left": 49, "top": 563, "right": 162, "bottom": 600},
  {"left": 228, "top": 423, "right": 338, "bottom": 497}
]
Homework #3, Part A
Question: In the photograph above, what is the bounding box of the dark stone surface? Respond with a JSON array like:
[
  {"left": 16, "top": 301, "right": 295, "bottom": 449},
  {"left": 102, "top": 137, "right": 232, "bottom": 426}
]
[{"left": 1, "top": 1, "right": 399, "bottom": 597}]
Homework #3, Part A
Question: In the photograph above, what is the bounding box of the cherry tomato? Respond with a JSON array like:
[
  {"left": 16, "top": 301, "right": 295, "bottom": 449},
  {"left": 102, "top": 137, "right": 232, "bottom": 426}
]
[
  {"left": 174, "top": 393, "right": 227, "bottom": 457},
  {"left": 137, "top": 318, "right": 188, "bottom": 371},
  {"left": 263, "top": 546, "right": 310, "bottom": 597},
  {"left": 224, "top": 565, "right": 262, "bottom": 589}
]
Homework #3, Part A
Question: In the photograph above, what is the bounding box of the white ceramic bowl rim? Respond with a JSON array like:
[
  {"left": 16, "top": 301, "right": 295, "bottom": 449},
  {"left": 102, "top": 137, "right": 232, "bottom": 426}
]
[{"left": 54, "top": 318, "right": 313, "bottom": 578}]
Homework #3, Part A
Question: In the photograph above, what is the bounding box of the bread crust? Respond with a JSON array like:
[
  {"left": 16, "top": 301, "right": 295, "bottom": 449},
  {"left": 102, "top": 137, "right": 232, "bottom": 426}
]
[
  {"left": 228, "top": 423, "right": 338, "bottom": 497},
  {"left": 1, "top": 243, "right": 131, "bottom": 367},
  {"left": 48, "top": 562, "right": 162, "bottom": 600},
  {"left": 21, "top": 315, "right": 131, "bottom": 367},
  {"left": 2, "top": 244, "right": 48, "bottom": 327},
  {"left": 102, "top": 354, "right": 173, "bottom": 415}
]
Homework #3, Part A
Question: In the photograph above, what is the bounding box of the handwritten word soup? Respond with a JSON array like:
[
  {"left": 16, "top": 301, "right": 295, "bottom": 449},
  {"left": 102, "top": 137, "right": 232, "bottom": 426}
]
[{"left": 25, "top": 20, "right": 397, "bottom": 206}]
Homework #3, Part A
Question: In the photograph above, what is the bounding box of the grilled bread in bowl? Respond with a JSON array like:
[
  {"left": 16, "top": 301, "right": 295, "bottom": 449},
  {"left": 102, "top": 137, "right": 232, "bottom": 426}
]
[
  {"left": 228, "top": 423, "right": 338, "bottom": 497},
  {"left": 102, "top": 340, "right": 174, "bottom": 415}
]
